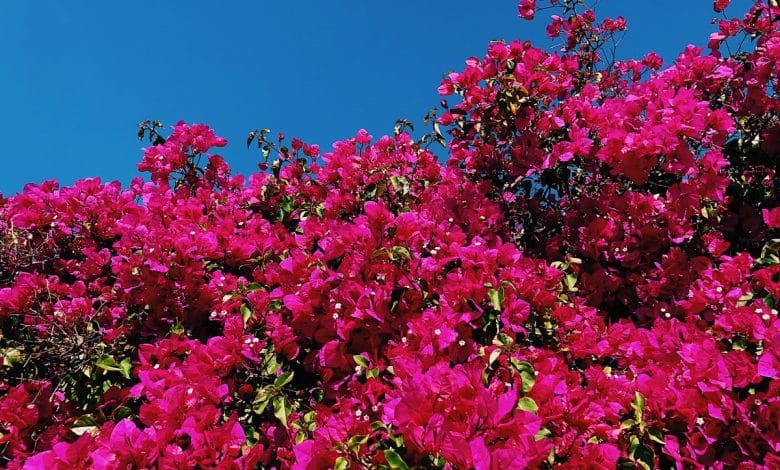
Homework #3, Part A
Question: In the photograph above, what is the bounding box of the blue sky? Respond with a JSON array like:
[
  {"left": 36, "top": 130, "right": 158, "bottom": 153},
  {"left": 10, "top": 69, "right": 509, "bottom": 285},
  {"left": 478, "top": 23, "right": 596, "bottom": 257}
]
[{"left": 0, "top": 1, "right": 749, "bottom": 195}]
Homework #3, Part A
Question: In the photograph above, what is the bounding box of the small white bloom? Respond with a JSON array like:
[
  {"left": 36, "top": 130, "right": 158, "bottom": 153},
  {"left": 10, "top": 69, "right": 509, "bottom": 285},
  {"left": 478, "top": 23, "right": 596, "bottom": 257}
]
[
  {"left": 334, "top": 303, "right": 342, "bottom": 310},
  {"left": 355, "top": 409, "right": 362, "bottom": 417},
  {"left": 332, "top": 313, "right": 339, "bottom": 320},
  {"left": 755, "top": 308, "right": 763, "bottom": 313},
  {"left": 189, "top": 231, "right": 196, "bottom": 236},
  {"left": 187, "top": 387, "right": 194, "bottom": 395},
  {"left": 696, "top": 417, "right": 704, "bottom": 425},
  {"left": 401, "top": 337, "right": 408, "bottom": 344},
  {"left": 434, "top": 328, "right": 441, "bottom": 336},
  {"left": 716, "top": 286, "right": 723, "bottom": 293},
  {"left": 762, "top": 313, "right": 770, "bottom": 321},
  {"left": 458, "top": 340, "right": 466, "bottom": 346}
]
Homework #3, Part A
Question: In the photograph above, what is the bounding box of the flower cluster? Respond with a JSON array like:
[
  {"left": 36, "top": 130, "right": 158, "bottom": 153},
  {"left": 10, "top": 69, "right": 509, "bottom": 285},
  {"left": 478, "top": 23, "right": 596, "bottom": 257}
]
[{"left": 1, "top": 1, "right": 779, "bottom": 468}]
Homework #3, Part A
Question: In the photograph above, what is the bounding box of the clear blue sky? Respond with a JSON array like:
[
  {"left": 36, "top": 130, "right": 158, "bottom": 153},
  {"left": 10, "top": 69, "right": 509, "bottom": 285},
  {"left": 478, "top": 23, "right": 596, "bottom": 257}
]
[{"left": 0, "top": 1, "right": 749, "bottom": 195}]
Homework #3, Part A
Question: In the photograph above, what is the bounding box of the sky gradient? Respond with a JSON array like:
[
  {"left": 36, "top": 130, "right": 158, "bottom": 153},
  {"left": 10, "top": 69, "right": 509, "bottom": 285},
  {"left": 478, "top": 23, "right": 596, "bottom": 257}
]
[{"left": 0, "top": 1, "right": 750, "bottom": 194}]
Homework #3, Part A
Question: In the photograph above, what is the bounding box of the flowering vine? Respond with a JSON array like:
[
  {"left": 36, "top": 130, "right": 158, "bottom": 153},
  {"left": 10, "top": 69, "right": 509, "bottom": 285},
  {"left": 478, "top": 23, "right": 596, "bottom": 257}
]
[{"left": 1, "top": 1, "right": 779, "bottom": 468}]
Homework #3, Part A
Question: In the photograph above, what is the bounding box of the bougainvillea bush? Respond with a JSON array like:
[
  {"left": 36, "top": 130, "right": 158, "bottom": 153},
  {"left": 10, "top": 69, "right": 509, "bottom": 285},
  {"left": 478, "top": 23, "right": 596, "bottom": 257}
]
[{"left": 1, "top": 0, "right": 779, "bottom": 468}]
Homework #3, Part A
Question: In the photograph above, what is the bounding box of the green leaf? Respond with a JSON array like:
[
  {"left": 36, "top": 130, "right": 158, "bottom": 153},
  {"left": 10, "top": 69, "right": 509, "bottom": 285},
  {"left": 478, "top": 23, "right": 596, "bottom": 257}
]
[
  {"left": 626, "top": 434, "right": 655, "bottom": 469},
  {"left": 170, "top": 319, "right": 185, "bottom": 335},
  {"left": 534, "top": 427, "right": 552, "bottom": 441},
  {"left": 274, "top": 371, "right": 294, "bottom": 389},
  {"left": 72, "top": 414, "right": 99, "bottom": 427},
  {"left": 264, "top": 350, "right": 279, "bottom": 375},
  {"left": 430, "top": 455, "right": 448, "bottom": 468},
  {"left": 347, "top": 434, "right": 369, "bottom": 451},
  {"left": 564, "top": 272, "right": 578, "bottom": 291},
  {"left": 517, "top": 397, "right": 538, "bottom": 413},
  {"left": 390, "top": 434, "right": 404, "bottom": 448},
  {"left": 384, "top": 449, "right": 409, "bottom": 470},
  {"left": 389, "top": 175, "right": 410, "bottom": 195},
  {"left": 118, "top": 357, "right": 133, "bottom": 380},
  {"left": 273, "top": 396, "right": 290, "bottom": 428},
  {"left": 488, "top": 348, "right": 501, "bottom": 366},
  {"left": 391, "top": 246, "right": 411, "bottom": 261},
  {"left": 96, "top": 355, "right": 122, "bottom": 373},
  {"left": 70, "top": 413, "right": 101, "bottom": 436},
  {"left": 241, "top": 304, "right": 253, "bottom": 325},
  {"left": 632, "top": 391, "right": 646, "bottom": 423},
  {"left": 96, "top": 355, "right": 118, "bottom": 370},
  {"left": 71, "top": 425, "right": 100, "bottom": 436},
  {"left": 510, "top": 359, "right": 536, "bottom": 393},
  {"left": 371, "top": 421, "right": 388, "bottom": 432},
  {"left": 353, "top": 355, "right": 370, "bottom": 368},
  {"left": 113, "top": 406, "right": 132, "bottom": 421},
  {"left": 732, "top": 337, "right": 748, "bottom": 350},
  {"left": 253, "top": 387, "right": 272, "bottom": 415},
  {"left": 488, "top": 287, "right": 503, "bottom": 311},
  {"left": 648, "top": 428, "right": 665, "bottom": 444},
  {"left": 334, "top": 456, "right": 350, "bottom": 470},
  {"left": 1, "top": 348, "right": 23, "bottom": 367},
  {"left": 627, "top": 435, "right": 640, "bottom": 457},
  {"left": 632, "top": 444, "right": 654, "bottom": 470}
]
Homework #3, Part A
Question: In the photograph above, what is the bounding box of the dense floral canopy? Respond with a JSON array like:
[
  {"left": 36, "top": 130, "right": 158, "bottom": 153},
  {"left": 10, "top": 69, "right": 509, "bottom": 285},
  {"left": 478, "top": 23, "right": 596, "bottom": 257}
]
[{"left": 1, "top": 1, "right": 779, "bottom": 468}]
